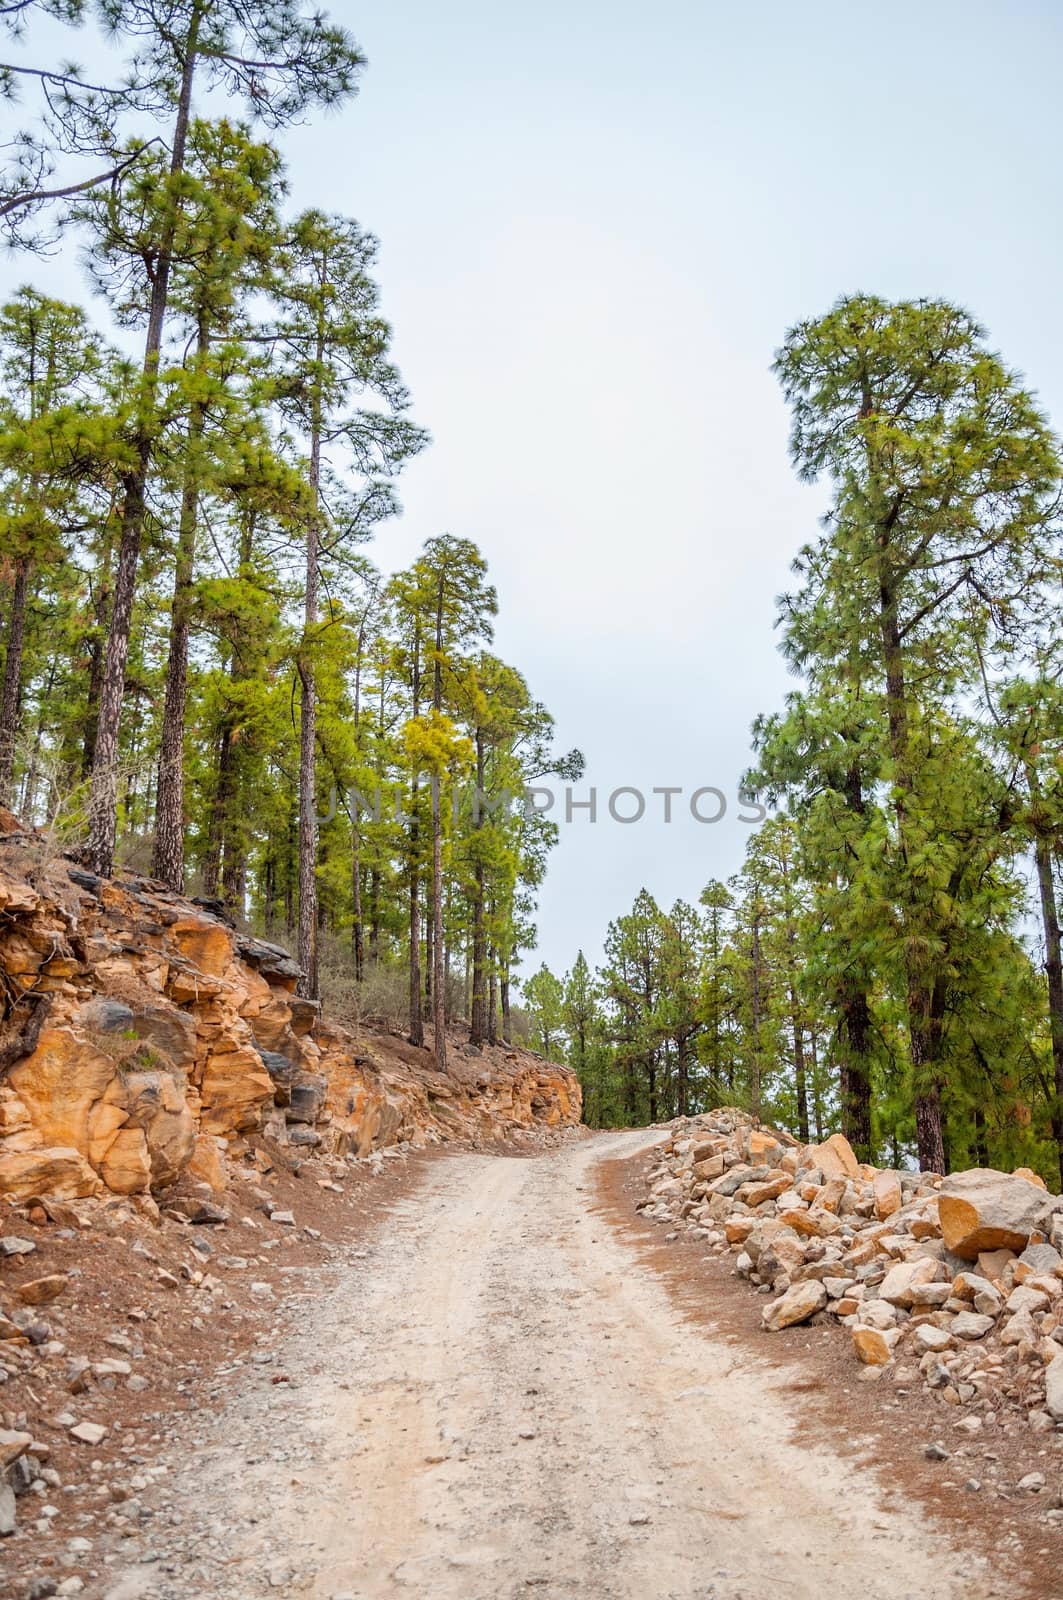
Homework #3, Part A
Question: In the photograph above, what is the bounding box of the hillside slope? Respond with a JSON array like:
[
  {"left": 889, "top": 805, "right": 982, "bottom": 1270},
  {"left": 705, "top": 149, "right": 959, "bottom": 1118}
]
[{"left": 0, "top": 821, "right": 580, "bottom": 1207}]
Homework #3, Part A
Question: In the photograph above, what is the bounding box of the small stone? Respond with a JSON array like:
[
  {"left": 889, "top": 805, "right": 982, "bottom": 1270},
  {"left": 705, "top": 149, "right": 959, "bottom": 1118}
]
[
  {"left": 914, "top": 1325, "right": 953, "bottom": 1353},
  {"left": 93, "top": 1359, "right": 131, "bottom": 1378},
  {"left": 1018, "top": 1471, "right": 1046, "bottom": 1493},
  {"left": 761, "top": 1280, "right": 826, "bottom": 1331},
  {"left": 0, "top": 1479, "right": 15, "bottom": 1536},
  {"left": 852, "top": 1325, "right": 899, "bottom": 1366},
  {"left": 950, "top": 1311, "right": 995, "bottom": 1340},
  {"left": 0, "top": 1427, "right": 33, "bottom": 1468},
  {"left": 68, "top": 1421, "right": 107, "bottom": 1446},
  {"left": 15, "top": 1275, "right": 68, "bottom": 1307},
  {"left": 269, "top": 1210, "right": 296, "bottom": 1226},
  {"left": 0, "top": 1236, "right": 36, "bottom": 1257},
  {"left": 924, "top": 1442, "right": 950, "bottom": 1461}
]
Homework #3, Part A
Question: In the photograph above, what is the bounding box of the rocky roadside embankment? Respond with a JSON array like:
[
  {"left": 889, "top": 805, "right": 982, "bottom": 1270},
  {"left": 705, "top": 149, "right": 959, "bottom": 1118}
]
[
  {"left": 638, "top": 1112, "right": 1063, "bottom": 1499},
  {"left": 0, "top": 823, "right": 580, "bottom": 1584}
]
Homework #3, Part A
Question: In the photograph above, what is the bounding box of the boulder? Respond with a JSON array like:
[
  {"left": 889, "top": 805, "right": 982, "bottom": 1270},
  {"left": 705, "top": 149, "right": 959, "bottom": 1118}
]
[
  {"left": 737, "top": 1172, "right": 791, "bottom": 1208},
  {"left": 879, "top": 1257, "right": 945, "bottom": 1307},
  {"left": 761, "top": 1279, "right": 826, "bottom": 1331},
  {"left": 0, "top": 1146, "right": 101, "bottom": 1200},
  {"left": 169, "top": 914, "right": 233, "bottom": 977},
  {"left": 872, "top": 1170, "right": 903, "bottom": 1220},
  {"left": 98, "top": 1127, "right": 151, "bottom": 1194},
  {"left": 7, "top": 1027, "right": 116, "bottom": 1150},
  {"left": 198, "top": 1047, "right": 274, "bottom": 1134},
  {"left": 0, "top": 1428, "right": 32, "bottom": 1468},
  {"left": 286, "top": 1073, "right": 329, "bottom": 1126},
  {"left": 852, "top": 1325, "right": 899, "bottom": 1365},
  {"left": 950, "top": 1311, "right": 996, "bottom": 1340},
  {"left": 806, "top": 1133, "right": 860, "bottom": 1180},
  {"left": 938, "top": 1169, "right": 1058, "bottom": 1260},
  {"left": 186, "top": 1135, "right": 228, "bottom": 1192},
  {"left": 121, "top": 1071, "right": 195, "bottom": 1188},
  {"left": 1045, "top": 1353, "right": 1063, "bottom": 1421},
  {"left": 16, "top": 1274, "right": 68, "bottom": 1306}
]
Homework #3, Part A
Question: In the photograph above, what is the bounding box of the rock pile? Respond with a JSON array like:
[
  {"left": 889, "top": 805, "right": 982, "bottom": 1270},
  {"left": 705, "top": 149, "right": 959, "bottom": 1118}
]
[
  {"left": 0, "top": 834, "right": 581, "bottom": 1208},
  {"left": 638, "top": 1110, "right": 1063, "bottom": 1431}
]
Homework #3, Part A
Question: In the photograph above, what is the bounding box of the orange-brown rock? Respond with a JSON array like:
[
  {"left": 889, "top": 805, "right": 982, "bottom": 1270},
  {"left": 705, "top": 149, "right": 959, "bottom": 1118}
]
[
  {"left": 806, "top": 1133, "right": 861, "bottom": 1180},
  {"left": 16, "top": 1273, "right": 68, "bottom": 1306},
  {"left": 122, "top": 1071, "right": 196, "bottom": 1186},
  {"left": 852, "top": 1325, "right": 899, "bottom": 1365},
  {"left": 0, "top": 847, "right": 582, "bottom": 1202},
  {"left": 186, "top": 1135, "right": 229, "bottom": 1192},
  {"left": 938, "top": 1169, "right": 1058, "bottom": 1260},
  {"left": 9, "top": 1027, "right": 116, "bottom": 1150},
  {"left": 873, "top": 1169, "right": 903, "bottom": 1220},
  {"left": 198, "top": 1048, "right": 275, "bottom": 1135},
  {"left": 169, "top": 915, "right": 233, "bottom": 978},
  {"left": 97, "top": 1127, "right": 151, "bottom": 1193},
  {"left": 0, "top": 1146, "right": 101, "bottom": 1200}
]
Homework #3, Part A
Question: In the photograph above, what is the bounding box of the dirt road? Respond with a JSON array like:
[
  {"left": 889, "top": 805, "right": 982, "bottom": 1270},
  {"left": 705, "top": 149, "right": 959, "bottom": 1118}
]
[{"left": 97, "top": 1132, "right": 1006, "bottom": 1600}]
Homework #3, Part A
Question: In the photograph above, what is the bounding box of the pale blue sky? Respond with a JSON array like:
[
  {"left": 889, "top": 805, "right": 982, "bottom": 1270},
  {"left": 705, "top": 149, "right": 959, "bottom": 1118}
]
[{"left": 7, "top": 0, "right": 1063, "bottom": 979}]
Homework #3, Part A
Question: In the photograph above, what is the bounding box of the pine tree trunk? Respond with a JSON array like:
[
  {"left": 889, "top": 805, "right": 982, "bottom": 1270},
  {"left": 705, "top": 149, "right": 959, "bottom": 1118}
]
[
  {"left": 879, "top": 571, "right": 944, "bottom": 1171},
  {"left": 408, "top": 860, "right": 423, "bottom": 1047},
  {"left": 675, "top": 1035, "right": 688, "bottom": 1117},
  {"left": 809, "top": 1027, "right": 825, "bottom": 1142},
  {"left": 152, "top": 324, "right": 209, "bottom": 891},
  {"left": 500, "top": 968, "right": 511, "bottom": 1044},
  {"left": 81, "top": 519, "right": 115, "bottom": 778},
  {"left": 424, "top": 877, "right": 433, "bottom": 1017},
  {"left": 407, "top": 623, "right": 423, "bottom": 1046},
  {"left": 201, "top": 724, "right": 232, "bottom": 898},
  {"left": 368, "top": 865, "right": 380, "bottom": 965},
  {"left": 839, "top": 991, "right": 873, "bottom": 1160},
  {"left": 351, "top": 830, "right": 364, "bottom": 981},
  {"left": 296, "top": 393, "right": 323, "bottom": 999},
  {"left": 431, "top": 775, "right": 446, "bottom": 1071},
  {"left": 487, "top": 955, "right": 498, "bottom": 1046},
  {"left": 87, "top": 7, "right": 202, "bottom": 878},
  {"left": 470, "top": 733, "right": 487, "bottom": 1045},
  {"left": 0, "top": 555, "right": 30, "bottom": 805},
  {"left": 1030, "top": 776, "right": 1063, "bottom": 1190},
  {"left": 749, "top": 909, "right": 763, "bottom": 1119},
  {"left": 791, "top": 1000, "right": 809, "bottom": 1143}
]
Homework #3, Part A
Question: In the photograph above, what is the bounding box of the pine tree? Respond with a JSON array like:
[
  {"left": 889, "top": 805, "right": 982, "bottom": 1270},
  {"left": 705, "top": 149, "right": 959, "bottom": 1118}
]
[{"left": 774, "top": 294, "right": 1061, "bottom": 1171}]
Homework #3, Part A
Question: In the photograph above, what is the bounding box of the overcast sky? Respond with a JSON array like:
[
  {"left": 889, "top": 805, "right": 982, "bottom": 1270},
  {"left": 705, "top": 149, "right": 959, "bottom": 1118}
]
[{"left": 6, "top": 0, "right": 1063, "bottom": 982}]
